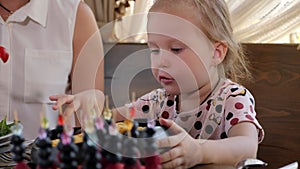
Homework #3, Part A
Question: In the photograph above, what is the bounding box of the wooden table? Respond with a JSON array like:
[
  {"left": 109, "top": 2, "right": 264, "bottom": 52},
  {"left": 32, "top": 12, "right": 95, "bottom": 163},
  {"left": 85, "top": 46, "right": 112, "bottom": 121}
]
[
  {"left": 191, "top": 164, "right": 235, "bottom": 169},
  {"left": 0, "top": 164, "right": 235, "bottom": 169}
]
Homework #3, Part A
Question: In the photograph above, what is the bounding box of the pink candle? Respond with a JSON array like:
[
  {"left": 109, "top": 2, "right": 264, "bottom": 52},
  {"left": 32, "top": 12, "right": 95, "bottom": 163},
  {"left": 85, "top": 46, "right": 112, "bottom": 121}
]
[
  {"left": 14, "top": 161, "right": 30, "bottom": 169},
  {"left": 144, "top": 155, "right": 161, "bottom": 169},
  {"left": 104, "top": 163, "right": 124, "bottom": 169},
  {"left": 124, "top": 160, "right": 143, "bottom": 169}
]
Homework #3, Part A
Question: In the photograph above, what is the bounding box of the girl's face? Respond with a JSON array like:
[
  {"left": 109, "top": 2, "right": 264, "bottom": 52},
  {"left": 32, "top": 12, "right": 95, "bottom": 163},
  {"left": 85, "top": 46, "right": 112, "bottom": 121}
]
[{"left": 147, "top": 11, "right": 217, "bottom": 96}]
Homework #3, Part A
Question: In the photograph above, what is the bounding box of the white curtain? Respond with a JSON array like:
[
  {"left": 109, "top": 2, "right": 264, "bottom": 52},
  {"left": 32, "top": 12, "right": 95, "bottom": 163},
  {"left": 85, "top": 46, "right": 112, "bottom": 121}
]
[
  {"left": 226, "top": 0, "right": 300, "bottom": 43},
  {"left": 107, "top": 0, "right": 300, "bottom": 43},
  {"left": 84, "top": 0, "right": 115, "bottom": 28},
  {"left": 113, "top": 0, "right": 154, "bottom": 42}
]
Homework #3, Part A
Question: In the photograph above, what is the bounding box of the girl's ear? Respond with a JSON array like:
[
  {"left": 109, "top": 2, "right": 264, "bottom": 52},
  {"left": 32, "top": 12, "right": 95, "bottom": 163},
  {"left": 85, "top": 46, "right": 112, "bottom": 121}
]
[{"left": 212, "top": 42, "right": 228, "bottom": 65}]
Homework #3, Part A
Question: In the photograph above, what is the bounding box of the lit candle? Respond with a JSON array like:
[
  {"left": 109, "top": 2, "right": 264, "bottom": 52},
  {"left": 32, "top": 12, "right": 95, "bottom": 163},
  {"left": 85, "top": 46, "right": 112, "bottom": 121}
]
[{"left": 103, "top": 95, "right": 112, "bottom": 121}]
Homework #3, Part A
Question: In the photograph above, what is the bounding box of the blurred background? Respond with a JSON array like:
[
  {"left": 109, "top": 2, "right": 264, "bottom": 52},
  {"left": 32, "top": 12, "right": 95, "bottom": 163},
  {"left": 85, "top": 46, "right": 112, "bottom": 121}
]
[{"left": 85, "top": 0, "right": 300, "bottom": 43}]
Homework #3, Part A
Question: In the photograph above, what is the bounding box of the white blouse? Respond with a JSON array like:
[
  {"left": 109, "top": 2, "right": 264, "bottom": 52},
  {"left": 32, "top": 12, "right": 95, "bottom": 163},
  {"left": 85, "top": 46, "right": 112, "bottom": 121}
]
[{"left": 0, "top": 0, "right": 80, "bottom": 139}]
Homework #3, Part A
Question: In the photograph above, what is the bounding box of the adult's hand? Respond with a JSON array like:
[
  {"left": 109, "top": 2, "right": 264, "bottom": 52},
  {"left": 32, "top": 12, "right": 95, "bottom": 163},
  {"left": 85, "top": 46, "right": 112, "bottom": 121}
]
[{"left": 49, "top": 89, "right": 105, "bottom": 128}]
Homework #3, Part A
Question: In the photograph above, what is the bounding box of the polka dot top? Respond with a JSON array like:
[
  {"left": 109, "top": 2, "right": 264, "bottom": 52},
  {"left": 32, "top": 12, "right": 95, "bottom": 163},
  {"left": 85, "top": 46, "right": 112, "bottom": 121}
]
[{"left": 126, "top": 79, "right": 264, "bottom": 143}]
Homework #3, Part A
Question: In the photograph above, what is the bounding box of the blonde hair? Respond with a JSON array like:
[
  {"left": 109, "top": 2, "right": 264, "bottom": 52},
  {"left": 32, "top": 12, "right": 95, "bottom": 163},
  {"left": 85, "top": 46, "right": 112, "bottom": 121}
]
[{"left": 150, "top": 0, "right": 252, "bottom": 84}]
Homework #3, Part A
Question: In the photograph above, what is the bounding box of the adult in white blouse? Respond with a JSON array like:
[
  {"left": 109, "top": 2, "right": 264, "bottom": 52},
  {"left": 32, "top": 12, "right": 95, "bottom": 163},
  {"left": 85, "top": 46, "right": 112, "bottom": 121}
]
[{"left": 0, "top": 0, "right": 104, "bottom": 139}]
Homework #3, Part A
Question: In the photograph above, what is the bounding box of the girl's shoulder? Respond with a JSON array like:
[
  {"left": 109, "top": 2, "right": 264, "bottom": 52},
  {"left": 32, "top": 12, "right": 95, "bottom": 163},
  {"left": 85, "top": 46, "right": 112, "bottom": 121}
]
[{"left": 215, "top": 79, "right": 254, "bottom": 101}]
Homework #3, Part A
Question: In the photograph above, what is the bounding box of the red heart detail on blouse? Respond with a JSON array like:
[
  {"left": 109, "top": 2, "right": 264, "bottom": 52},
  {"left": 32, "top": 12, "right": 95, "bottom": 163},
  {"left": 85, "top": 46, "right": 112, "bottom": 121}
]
[{"left": 0, "top": 46, "right": 9, "bottom": 63}]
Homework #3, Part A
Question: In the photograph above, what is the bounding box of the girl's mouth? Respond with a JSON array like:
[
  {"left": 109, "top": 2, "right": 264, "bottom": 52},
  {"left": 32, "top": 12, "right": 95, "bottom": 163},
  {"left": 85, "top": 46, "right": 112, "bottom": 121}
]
[{"left": 159, "top": 75, "right": 174, "bottom": 84}]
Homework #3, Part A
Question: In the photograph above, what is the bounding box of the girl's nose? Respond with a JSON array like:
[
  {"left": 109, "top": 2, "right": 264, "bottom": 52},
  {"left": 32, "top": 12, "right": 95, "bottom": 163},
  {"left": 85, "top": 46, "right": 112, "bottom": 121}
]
[{"left": 157, "top": 51, "right": 171, "bottom": 68}]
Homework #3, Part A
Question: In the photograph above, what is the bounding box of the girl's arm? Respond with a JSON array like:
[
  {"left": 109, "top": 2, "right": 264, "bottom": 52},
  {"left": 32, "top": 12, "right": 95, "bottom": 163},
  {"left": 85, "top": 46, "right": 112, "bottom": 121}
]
[
  {"left": 157, "top": 118, "right": 258, "bottom": 168},
  {"left": 199, "top": 122, "right": 258, "bottom": 165}
]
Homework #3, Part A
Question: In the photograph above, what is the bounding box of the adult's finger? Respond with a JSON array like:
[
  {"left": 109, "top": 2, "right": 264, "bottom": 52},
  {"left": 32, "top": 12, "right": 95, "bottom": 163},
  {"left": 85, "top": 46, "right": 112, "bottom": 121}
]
[
  {"left": 62, "top": 104, "right": 76, "bottom": 117},
  {"left": 63, "top": 105, "right": 76, "bottom": 134},
  {"left": 56, "top": 95, "right": 75, "bottom": 108},
  {"left": 76, "top": 90, "right": 105, "bottom": 114},
  {"left": 49, "top": 94, "right": 66, "bottom": 101},
  {"left": 50, "top": 95, "right": 75, "bottom": 110}
]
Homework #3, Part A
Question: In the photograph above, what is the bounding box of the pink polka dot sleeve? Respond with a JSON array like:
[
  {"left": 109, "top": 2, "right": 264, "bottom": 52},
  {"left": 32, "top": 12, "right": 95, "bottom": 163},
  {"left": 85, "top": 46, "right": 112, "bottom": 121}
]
[
  {"left": 125, "top": 91, "right": 155, "bottom": 120},
  {"left": 224, "top": 87, "right": 264, "bottom": 143},
  {"left": 125, "top": 89, "right": 177, "bottom": 120}
]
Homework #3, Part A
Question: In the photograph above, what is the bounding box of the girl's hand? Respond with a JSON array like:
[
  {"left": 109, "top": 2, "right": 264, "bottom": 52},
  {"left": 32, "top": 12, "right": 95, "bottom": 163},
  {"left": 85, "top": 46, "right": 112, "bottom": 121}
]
[
  {"left": 49, "top": 90, "right": 105, "bottom": 126},
  {"left": 157, "top": 118, "right": 203, "bottom": 169}
]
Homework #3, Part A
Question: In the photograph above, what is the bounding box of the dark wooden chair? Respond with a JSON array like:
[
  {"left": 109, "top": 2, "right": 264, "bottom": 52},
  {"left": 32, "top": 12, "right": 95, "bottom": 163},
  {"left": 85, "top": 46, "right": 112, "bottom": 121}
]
[{"left": 244, "top": 44, "right": 300, "bottom": 168}]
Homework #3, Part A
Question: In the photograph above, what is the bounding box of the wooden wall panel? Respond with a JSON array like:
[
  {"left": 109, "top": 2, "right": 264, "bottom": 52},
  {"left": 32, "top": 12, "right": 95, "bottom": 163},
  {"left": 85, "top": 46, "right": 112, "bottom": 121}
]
[{"left": 104, "top": 43, "right": 160, "bottom": 107}]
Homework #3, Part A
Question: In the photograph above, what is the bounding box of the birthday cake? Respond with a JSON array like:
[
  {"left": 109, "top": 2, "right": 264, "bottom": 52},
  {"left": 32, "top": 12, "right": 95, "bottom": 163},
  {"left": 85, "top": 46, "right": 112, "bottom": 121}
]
[
  {"left": 27, "top": 119, "right": 164, "bottom": 169},
  {"left": 10, "top": 97, "right": 166, "bottom": 169}
]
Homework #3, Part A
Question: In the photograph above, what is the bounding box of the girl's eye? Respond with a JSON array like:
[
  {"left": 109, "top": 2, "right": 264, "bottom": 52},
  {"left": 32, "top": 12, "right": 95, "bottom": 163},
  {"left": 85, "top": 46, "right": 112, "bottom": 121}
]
[
  {"left": 150, "top": 48, "right": 160, "bottom": 54},
  {"left": 171, "top": 48, "right": 183, "bottom": 53}
]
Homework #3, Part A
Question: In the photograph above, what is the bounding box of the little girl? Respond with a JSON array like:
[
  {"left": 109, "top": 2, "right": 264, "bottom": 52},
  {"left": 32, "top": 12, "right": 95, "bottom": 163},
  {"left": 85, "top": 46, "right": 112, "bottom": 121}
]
[{"left": 51, "top": 0, "right": 264, "bottom": 168}]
